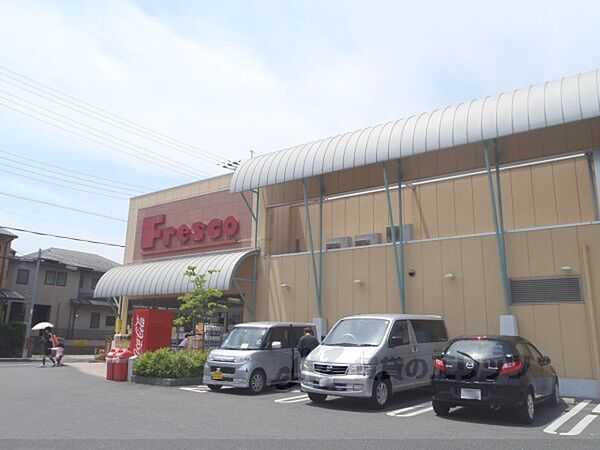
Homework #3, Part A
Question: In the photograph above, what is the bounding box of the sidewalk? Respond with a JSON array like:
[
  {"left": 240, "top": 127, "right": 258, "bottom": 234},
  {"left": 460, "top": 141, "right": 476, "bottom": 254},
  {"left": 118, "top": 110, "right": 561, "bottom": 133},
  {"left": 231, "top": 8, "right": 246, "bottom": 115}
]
[
  {"left": 68, "top": 361, "right": 106, "bottom": 378},
  {"left": 0, "top": 354, "right": 96, "bottom": 363}
]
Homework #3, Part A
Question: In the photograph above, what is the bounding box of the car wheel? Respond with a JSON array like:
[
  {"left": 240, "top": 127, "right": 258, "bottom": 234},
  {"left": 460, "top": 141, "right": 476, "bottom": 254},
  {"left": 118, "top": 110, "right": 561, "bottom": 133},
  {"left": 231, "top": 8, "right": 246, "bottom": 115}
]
[
  {"left": 432, "top": 400, "right": 450, "bottom": 416},
  {"left": 207, "top": 384, "right": 222, "bottom": 391},
  {"left": 548, "top": 379, "right": 560, "bottom": 407},
  {"left": 248, "top": 369, "right": 266, "bottom": 394},
  {"left": 308, "top": 392, "right": 327, "bottom": 403},
  {"left": 370, "top": 378, "right": 392, "bottom": 409},
  {"left": 518, "top": 390, "right": 535, "bottom": 424}
]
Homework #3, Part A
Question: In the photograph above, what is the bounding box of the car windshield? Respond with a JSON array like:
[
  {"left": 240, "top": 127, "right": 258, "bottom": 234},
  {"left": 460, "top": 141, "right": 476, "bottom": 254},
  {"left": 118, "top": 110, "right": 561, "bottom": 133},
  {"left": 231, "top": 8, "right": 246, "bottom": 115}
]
[
  {"left": 445, "top": 339, "right": 512, "bottom": 361},
  {"left": 322, "top": 318, "right": 389, "bottom": 347},
  {"left": 221, "top": 327, "right": 267, "bottom": 350}
]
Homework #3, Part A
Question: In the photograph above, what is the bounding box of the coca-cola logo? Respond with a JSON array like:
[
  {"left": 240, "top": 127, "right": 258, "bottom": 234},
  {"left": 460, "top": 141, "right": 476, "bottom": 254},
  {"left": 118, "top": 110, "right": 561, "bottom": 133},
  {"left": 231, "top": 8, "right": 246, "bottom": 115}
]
[{"left": 134, "top": 316, "right": 145, "bottom": 356}]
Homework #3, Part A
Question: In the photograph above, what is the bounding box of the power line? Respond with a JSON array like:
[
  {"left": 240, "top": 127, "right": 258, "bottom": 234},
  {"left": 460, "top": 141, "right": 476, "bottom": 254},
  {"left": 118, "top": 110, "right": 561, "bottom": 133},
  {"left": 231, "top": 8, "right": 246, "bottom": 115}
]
[
  {"left": 0, "top": 149, "right": 153, "bottom": 191},
  {"left": 1, "top": 160, "right": 141, "bottom": 196},
  {"left": 0, "top": 192, "right": 127, "bottom": 222},
  {"left": 0, "top": 101, "right": 203, "bottom": 179},
  {"left": 0, "top": 95, "right": 210, "bottom": 178},
  {"left": 0, "top": 65, "right": 235, "bottom": 166},
  {"left": 0, "top": 225, "right": 124, "bottom": 248},
  {"left": 0, "top": 168, "right": 130, "bottom": 200}
]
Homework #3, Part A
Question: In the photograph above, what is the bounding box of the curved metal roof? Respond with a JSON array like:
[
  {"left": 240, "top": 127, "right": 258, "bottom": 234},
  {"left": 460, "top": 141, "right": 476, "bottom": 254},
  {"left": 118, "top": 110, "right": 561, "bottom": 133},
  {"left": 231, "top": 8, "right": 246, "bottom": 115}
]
[
  {"left": 93, "top": 249, "right": 257, "bottom": 298},
  {"left": 231, "top": 69, "right": 600, "bottom": 193}
]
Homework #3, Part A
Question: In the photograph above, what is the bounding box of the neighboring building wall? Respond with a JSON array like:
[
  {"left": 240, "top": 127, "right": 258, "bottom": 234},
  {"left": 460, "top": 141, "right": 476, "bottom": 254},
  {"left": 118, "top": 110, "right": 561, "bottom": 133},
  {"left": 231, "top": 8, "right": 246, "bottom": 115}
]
[{"left": 0, "top": 235, "right": 14, "bottom": 289}]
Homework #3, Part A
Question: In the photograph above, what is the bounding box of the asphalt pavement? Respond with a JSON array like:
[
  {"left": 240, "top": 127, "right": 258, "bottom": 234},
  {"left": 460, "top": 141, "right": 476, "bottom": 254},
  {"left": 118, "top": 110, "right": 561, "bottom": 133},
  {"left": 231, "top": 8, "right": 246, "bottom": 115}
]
[{"left": 1, "top": 361, "right": 599, "bottom": 449}]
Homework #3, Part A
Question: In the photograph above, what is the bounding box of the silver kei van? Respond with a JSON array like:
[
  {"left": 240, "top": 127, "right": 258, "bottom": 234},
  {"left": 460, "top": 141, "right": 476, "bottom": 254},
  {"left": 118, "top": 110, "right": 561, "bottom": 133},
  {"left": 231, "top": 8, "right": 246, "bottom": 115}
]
[
  {"left": 301, "top": 314, "right": 448, "bottom": 408},
  {"left": 203, "top": 321, "right": 316, "bottom": 394}
]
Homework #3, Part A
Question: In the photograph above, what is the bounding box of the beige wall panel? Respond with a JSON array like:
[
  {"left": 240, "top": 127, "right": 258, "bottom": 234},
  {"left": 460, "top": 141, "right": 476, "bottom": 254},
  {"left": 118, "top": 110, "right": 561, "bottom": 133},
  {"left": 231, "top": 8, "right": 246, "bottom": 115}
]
[
  {"left": 337, "top": 251, "right": 355, "bottom": 320},
  {"left": 385, "top": 246, "right": 400, "bottom": 314},
  {"left": 369, "top": 246, "right": 388, "bottom": 314},
  {"left": 401, "top": 155, "right": 420, "bottom": 181},
  {"left": 283, "top": 181, "right": 298, "bottom": 203},
  {"left": 574, "top": 158, "right": 595, "bottom": 222},
  {"left": 418, "top": 152, "right": 438, "bottom": 179},
  {"left": 551, "top": 228, "right": 581, "bottom": 275},
  {"left": 481, "top": 237, "right": 505, "bottom": 334},
  {"left": 373, "top": 192, "right": 389, "bottom": 240},
  {"left": 506, "top": 233, "right": 530, "bottom": 277},
  {"left": 298, "top": 203, "right": 309, "bottom": 251},
  {"left": 353, "top": 248, "right": 371, "bottom": 314},
  {"left": 418, "top": 184, "right": 438, "bottom": 238},
  {"left": 453, "top": 178, "right": 475, "bottom": 236},
  {"left": 510, "top": 167, "right": 536, "bottom": 229},
  {"left": 324, "top": 173, "right": 340, "bottom": 196},
  {"left": 441, "top": 239, "right": 465, "bottom": 337},
  {"left": 436, "top": 180, "right": 456, "bottom": 238},
  {"left": 359, "top": 194, "right": 374, "bottom": 235},
  {"left": 591, "top": 118, "right": 600, "bottom": 143},
  {"left": 511, "top": 304, "right": 536, "bottom": 343},
  {"left": 499, "top": 135, "right": 521, "bottom": 163},
  {"left": 460, "top": 238, "right": 488, "bottom": 335},
  {"left": 293, "top": 254, "right": 310, "bottom": 323},
  {"left": 280, "top": 257, "right": 296, "bottom": 321},
  {"left": 499, "top": 171, "right": 515, "bottom": 230},
  {"left": 308, "top": 203, "right": 320, "bottom": 253},
  {"left": 541, "top": 125, "right": 568, "bottom": 157},
  {"left": 353, "top": 166, "right": 370, "bottom": 191},
  {"left": 559, "top": 303, "right": 593, "bottom": 379},
  {"left": 576, "top": 225, "right": 600, "bottom": 350},
  {"left": 454, "top": 144, "right": 479, "bottom": 173},
  {"left": 340, "top": 171, "right": 356, "bottom": 193},
  {"left": 321, "top": 201, "right": 333, "bottom": 241},
  {"left": 436, "top": 147, "right": 457, "bottom": 175},
  {"left": 471, "top": 175, "right": 493, "bottom": 233},
  {"left": 553, "top": 160, "right": 583, "bottom": 224},
  {"left": 517, "top": 129, "right": 545, "bottom": 160},
  {"left": 272, "top": 208, "right": 283, "bottom": 254},
  {"left": 368, "top": 165, "right": 384, "bottom": 187},
  {"left": 564, "top": 121, "right": 594, "bottom": 152},
  {"left": 531, "top": 164, "right": 558, "bottom": 226},
  {"left": 345, "top": 197, "right": 360, "bottom": 238},
  {"left": 532, "top": 304, "right": 566, "bottom": 377},
  {"left": 403, "top": 188, "right": 422, "bottom": 239},
  {"left": 421, "top": 241, "right": 443, "bottom": 316},
  {"left": 404, "top": 242, "right": 424, "bottom": 315},
  {"left": 267, "top": 258, "right": 283, "bottom": 321},
  {"left": 330, "top": 200, "right": 346, "bottom": 238},
  {"left": 526, "top": 230, "right": 555, "bottom": 276},
  {"left": 322, "top": 252, "right": 339, "bottom": 324}
]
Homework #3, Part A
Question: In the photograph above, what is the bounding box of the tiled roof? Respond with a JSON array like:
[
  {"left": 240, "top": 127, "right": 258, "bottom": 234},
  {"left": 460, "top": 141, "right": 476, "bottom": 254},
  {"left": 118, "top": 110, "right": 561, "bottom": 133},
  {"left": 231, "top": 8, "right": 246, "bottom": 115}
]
[
  {"left": 0, "top": 227, "right": 17, "bottom": 238},
  {"left": 21, "top": 248, "right": 120, "bottom": 272}
]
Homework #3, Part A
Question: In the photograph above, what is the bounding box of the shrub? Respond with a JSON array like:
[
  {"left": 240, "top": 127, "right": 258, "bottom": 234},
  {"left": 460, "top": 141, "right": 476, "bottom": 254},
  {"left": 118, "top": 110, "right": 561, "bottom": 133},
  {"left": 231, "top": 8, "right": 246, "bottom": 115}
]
[
  {"left": 0, "top": 322, "right": 26, "bottom": 358},
  {"left": 133, "top": 348, "right": 208, "bottom": 379}
]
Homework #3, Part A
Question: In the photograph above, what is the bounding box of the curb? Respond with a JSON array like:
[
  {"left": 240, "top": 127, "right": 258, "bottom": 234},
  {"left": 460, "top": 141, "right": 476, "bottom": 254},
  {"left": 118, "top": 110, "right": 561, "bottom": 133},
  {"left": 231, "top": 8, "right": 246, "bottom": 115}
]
[{"left": 131, "top": 374, "right": 204, "bottom": 386}]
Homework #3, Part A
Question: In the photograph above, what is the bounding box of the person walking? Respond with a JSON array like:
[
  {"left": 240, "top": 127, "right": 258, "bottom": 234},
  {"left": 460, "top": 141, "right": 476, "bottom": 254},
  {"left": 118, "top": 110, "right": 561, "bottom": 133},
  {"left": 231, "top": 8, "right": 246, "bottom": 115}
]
[
  {"left": 40, "top": 327, "right": 56, "bottom": 368},
  {"left": 297, "top": 327, "right": 319, "bottom": 368},
  {"left": 55, "top": 340, "right": 65, "bottom": 367}
]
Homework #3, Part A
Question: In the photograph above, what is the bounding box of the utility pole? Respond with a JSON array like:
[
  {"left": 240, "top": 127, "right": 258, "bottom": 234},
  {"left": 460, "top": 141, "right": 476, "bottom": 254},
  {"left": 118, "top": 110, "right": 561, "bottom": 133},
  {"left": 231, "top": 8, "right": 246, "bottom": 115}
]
[{"left": 22, "top": 249, "right": 41, "bottom": 358}]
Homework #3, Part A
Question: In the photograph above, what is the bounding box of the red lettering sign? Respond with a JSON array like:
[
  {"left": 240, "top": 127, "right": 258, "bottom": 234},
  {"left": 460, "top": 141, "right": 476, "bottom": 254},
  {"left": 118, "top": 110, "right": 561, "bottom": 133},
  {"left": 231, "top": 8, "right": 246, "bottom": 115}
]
[{"left": 140, "top": 214, "right": 241, "bottom": 253}]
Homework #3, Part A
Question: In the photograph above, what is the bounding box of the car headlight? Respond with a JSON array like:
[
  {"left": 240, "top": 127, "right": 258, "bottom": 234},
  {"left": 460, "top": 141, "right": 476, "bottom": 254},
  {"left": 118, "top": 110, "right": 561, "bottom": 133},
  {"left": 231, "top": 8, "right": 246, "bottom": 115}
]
[
  {"left": 207, "top": 352, "right": 216, "bottom": 361},
  {"left": 234, "top": 354, "right": 252, "bottom": 363},
  {"left": 303, "top": 360, "right": 314, "bottom": 371},
  {"left": 347, "top": 364, "right": 376, "bottom": 375}
]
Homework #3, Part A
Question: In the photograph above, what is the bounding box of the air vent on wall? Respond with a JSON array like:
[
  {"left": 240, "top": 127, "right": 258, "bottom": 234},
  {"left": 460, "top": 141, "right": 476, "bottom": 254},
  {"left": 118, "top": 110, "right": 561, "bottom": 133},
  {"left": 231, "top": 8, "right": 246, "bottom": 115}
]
[
  {"left": 386, "top": 224, "right": 414, "bottom": 243},
  {"left": 325, "top": 236, "right": 352, "bottom": 250},
  {"left": 354, "top": 233, "right": 382, "bottom": 247},
  {"left": 509, "top": 277, "right": 583, "bottom": 304}
]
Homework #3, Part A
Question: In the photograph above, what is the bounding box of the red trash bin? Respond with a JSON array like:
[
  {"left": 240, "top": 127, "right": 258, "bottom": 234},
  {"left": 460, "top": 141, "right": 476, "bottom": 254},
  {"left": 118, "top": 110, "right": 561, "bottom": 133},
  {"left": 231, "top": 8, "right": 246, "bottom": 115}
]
[
  {"left": 106, "top": 348, "right": 119, "bottom": 381},
  {"left": 114, "top": 349, "right": 134, "bottom": 382}
]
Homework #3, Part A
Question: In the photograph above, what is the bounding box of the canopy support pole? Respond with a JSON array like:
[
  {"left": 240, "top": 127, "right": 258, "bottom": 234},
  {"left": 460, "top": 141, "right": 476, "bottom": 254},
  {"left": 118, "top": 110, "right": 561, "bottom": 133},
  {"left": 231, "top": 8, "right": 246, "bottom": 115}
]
[
  {"left": 483, "top": 139, "right": 511, "bottom": 313},
  {"left": 240, "top": 190, "right": 260, "bottom": 320},
  {"left": 383, "top": 163, "right": 405, "bottom": 313},
  {"left": 302, "top": 179, "right": 323, "bottom": 318}
]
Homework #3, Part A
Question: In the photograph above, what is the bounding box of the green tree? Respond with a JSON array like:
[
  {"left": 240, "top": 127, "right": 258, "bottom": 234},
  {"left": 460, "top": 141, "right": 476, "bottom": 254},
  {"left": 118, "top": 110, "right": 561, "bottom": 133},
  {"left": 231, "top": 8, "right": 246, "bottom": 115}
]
[{"left": 174, "top": 267, "right": 227, "bottom": 350}]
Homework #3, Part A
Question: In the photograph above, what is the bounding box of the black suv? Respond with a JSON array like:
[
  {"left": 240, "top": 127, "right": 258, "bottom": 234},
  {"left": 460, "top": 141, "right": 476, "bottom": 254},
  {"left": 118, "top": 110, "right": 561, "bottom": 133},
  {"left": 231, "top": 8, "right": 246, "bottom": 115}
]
[{"left": 431, "top": 335, "right": 559, "bottom": 423}]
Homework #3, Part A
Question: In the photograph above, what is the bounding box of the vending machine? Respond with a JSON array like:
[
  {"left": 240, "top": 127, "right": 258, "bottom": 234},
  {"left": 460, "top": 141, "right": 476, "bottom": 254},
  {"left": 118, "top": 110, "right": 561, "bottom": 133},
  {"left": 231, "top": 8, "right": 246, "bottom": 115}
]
[{"left": 130, "top": 309, "right": 174, "bottom": 356}]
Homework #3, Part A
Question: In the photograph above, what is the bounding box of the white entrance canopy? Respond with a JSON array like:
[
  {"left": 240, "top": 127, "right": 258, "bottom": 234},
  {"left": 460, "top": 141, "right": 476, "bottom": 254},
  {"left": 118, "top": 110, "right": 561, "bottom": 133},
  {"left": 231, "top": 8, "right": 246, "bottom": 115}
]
[
  {"left": 230, "top": 69, "right": 600, "bottom": 193},
  {"left": 93, "top": 249, "right": 258, "bottom": 298}
]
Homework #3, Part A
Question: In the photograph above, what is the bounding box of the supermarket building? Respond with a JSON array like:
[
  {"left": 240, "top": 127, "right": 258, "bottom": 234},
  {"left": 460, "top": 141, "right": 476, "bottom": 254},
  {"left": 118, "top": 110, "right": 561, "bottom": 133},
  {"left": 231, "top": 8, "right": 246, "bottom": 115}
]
[{"left": 95, "top": 69, "right": 600, "bottom": 398}]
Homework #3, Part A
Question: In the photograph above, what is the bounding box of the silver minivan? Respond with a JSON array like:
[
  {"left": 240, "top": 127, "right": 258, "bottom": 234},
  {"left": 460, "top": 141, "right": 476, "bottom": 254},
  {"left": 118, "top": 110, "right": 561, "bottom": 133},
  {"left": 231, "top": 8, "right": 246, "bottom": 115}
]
[
  {"left": 301, "top": 314, "right": 448, "bottom": 408},
  {"left": 203, "top": 321, "right": 315, "bottom": 394}
]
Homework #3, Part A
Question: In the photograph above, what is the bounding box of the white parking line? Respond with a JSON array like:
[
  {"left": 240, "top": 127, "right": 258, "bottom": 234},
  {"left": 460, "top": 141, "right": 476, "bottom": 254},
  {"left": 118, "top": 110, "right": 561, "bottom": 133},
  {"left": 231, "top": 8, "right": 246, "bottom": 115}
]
[
  {"left": 592, "top": 404, "right": 600, "bottom": 414},
  {"left": 560, "top": 414, "right": 598, "bottom": 436},
  {"left": 274, "top": 394, "right": 310, "bottom": 404},
  {"left": 387, "top": 403, "right": 433, "bottom": 417},
  {"left": 543, "top": 400, "right": 590, "bottom": 435},
  {"left": 180, "top": 386, "right": 209, "bottom": 393}
]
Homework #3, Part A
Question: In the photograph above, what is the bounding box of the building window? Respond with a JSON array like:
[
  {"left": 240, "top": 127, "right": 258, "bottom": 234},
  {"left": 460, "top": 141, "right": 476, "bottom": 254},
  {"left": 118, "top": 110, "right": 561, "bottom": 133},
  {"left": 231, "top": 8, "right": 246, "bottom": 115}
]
[
  {"left": 105, "top": 315, "right": 116, "bottom": 327},
  {"left": 56, "top": 272, "right": 67, "bottom": 287},
  {"left": 90, "top": 313, "right": 100, "bottom": 329},
  {"left": 44, "top": 270, "right": 56, "bottom": 285},
  {"left": 16, "top": 269, "right": 30, "bottom": 285},
  {"left": 91, "top": 278, "right": 99, "bottom": 289},
  {"left": 79, "top": 276, "right": 84, "bottom": 289}
]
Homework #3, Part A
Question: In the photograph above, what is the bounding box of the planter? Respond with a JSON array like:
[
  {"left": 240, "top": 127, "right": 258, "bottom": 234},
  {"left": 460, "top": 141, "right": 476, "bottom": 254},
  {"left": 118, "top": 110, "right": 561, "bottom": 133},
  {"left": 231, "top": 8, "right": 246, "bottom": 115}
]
[{"left": 131, "top": 374, "right": 203, "bottom": 386}]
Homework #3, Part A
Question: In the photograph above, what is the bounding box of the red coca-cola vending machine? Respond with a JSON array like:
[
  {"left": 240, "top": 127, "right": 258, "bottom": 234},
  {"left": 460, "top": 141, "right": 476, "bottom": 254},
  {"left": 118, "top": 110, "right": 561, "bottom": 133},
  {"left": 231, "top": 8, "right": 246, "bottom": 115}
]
[{"left": 130, "top": 309, "right": 174, "bottom": 356}]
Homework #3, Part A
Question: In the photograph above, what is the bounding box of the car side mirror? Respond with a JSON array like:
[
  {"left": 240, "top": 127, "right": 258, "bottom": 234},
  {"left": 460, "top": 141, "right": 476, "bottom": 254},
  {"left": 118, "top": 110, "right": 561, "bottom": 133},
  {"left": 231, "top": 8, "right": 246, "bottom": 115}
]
[
  {"left": 543, "top": 356, "right": 551, "bottom": 365},
  {"left": 389, "top": 336, "right": 407, "bottom": 348},
  {"left": 271, "top": 341, "right": 282, "bottom": 349}
]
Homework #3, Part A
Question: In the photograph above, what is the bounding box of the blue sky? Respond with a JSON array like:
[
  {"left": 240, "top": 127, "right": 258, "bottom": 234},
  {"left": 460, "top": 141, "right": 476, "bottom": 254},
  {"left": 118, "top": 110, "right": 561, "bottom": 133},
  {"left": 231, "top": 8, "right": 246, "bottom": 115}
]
[{"left": 0, "top": 0, "right": 599, "bottom": 263}]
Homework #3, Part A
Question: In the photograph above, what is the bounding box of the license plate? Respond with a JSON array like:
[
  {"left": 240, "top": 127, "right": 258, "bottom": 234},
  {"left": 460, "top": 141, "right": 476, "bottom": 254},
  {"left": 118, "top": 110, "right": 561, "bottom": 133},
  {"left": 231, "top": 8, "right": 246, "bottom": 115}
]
[
  {"left": 319, "top": 377, "right": 334, "bottom": 388},
  {"left": 211, "top": 371, "right": 224, "bottom": 381},
  {"left": 461, "top": 388, "right": 481, "bottom": 400}
]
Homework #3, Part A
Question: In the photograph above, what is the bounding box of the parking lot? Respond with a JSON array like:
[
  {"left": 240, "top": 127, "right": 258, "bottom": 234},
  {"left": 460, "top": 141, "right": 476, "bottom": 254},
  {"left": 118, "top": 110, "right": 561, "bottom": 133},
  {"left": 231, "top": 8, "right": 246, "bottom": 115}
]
[{"left": 1, "top": 362, "right": 599, "bottom": 449}]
